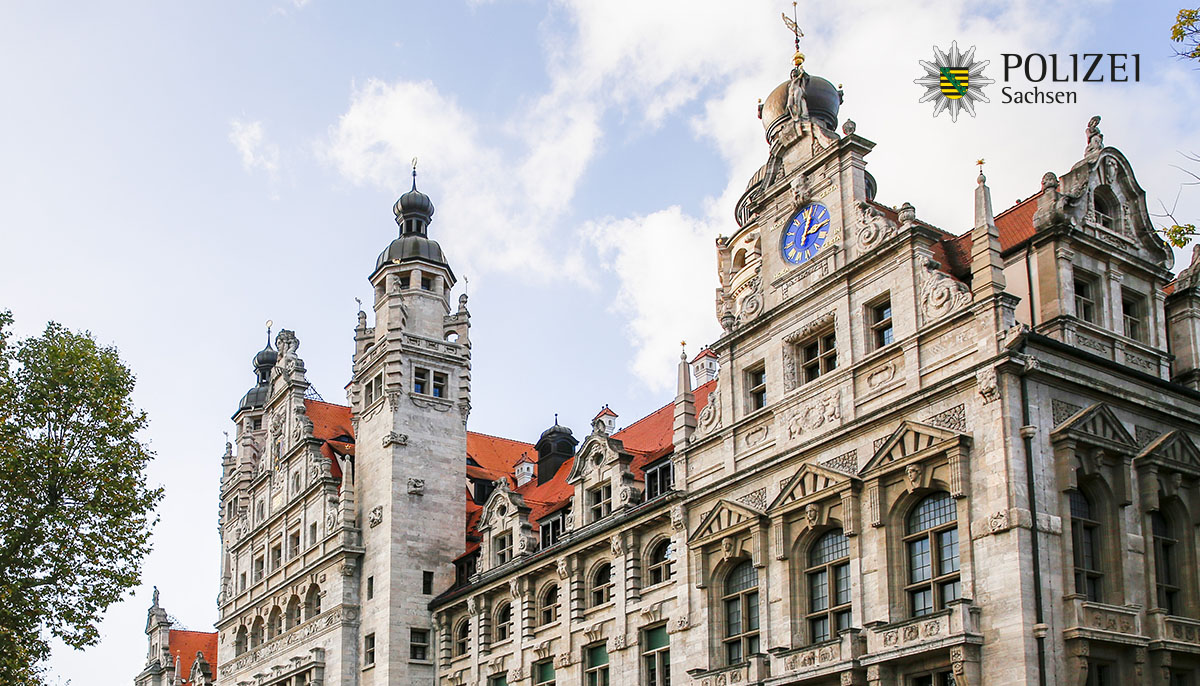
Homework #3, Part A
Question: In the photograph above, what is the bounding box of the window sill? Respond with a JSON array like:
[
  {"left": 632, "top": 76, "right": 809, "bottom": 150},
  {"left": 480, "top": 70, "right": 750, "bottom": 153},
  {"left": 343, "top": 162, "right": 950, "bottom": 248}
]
[
  {"left": 584, "top": 601, "right": 615, "bottom": 616},
  {"left": 642, "top": 579, "right": 675, "bottom": 593},
  {"left": 408, "top": 659, "right": 434, "bottom": 666},
  {"left": 533, "top": 620, "right": 561, "bottom": 634},
  {"left": 361, "top": 663, "right": 375, "bottom": 672},
  {"left": 490, "top": 637, "right": 514, "bottom": 650}
]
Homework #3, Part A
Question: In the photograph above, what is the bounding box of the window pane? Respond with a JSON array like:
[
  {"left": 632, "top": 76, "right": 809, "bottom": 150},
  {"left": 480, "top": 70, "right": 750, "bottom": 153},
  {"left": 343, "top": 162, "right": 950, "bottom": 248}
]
[
  {"left": 809, "top": 570, "right": 829, "bottom": 611},
  {"left": 644, "top": 625, "right": 669, "bottom": 650},
  {"left": 726, "top": 641, "right": 742, "bottom": 664},
  {"left": 587, "top": 644, "right": 609, "bottom": 666},
  {"left": 725, "top": 598, "right": 741, "bottom": 636},
  {"left": 938, "top": 528, "right": 960, "bottom": 574},
  {"left": 725, "top": 561, "right": 758, "bottom": 593},
  {"left": 835, "top": 610, "right": 851, "bottom": 631},
  {"left": 809, "top": 530, "right": 849, "bottom": 565},
  {"left": 746, "top": 592, "right": 759, "bottom": 630},
  {"left": 941, "top": 579, "right": 961, "bottom": 604},
  {"left": 1069, "top": 490, "right": 1092, "bottom": 519},
  {"left": 911, "top": 588, "right": 933, "bottom": 616},
  {"left": 810, "top": 616, "right": 829, "bottom": 643},
  {"left": 908, "top": 538, "right": 931, "bottom": 583},
  {"left": 908, "top": 492, "right": 957, "bottom": 533},
  {"left": 834, "top": 563, "right": 851, "bottom": 606}
]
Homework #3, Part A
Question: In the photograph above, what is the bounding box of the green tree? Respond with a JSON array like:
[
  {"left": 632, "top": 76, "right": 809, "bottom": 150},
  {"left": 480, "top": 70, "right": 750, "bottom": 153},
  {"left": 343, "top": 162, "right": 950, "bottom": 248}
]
[
  {"left": 1172, "top": 8, "right": 1200, "bottom": 61},
  {"left": 0, "top": 311, "right": 163, "bottom": 685}
]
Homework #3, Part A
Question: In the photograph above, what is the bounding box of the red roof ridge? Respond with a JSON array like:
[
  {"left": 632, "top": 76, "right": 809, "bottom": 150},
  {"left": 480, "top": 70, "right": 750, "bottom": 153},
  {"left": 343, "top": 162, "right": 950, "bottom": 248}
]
[
  {"left": 304, "top": 398, "right": 350, "bottom": 410},
  {"left": 467, "top": 429, "right": 534, "bottom": 446},
  {"left": 690, "top": 348, "right": 719, "bottom": 363},
  {"left": 592, "top": 405, "right": 618, "bottom": 420}
]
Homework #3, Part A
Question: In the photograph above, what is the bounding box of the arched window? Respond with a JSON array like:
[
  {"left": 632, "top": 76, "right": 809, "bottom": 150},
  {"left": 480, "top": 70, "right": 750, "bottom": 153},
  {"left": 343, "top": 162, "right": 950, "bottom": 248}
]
[
  {"left": 904, "top": 492, "right": 960, "bottom": 616},
  {"left": 454, "top": 618, "right": 470, "bottom": 657},
  {"left": 286, "top": 595, "right": 302, "bottom": 629},
  {"left": 722, "top": 560, "right": 760, "bottom": 665},
  {"left": 1070, "top": 489, "right": 1103, "bottom": 602},
  {"left": 1152, "top": 511, "right": 1181, "bottom": 614},
  {"left": 732, "top": 249, "right": 747, "bottom": 272},
  {"left": 1093, "top": 186, "right": 1120, "bottom": 231},
  {"left": 539, "top": 583, "right": 560, "bottom": 625},
  {"left": 267, "top": 606, "right": 283, "bottom": 639},
  {"left": 234, "top": 626, "right": 248, "bottom": 656},
  {"left": 806, "top": 529, "right": 851, "bottom": 643},
  {"left": 494, "top": 602, "right": 513, "bottom": 642},
  {"left": 304, "top": 584, "right": 321, "bottom": 620},
  {"left": 249, "top": 616, "right": 265, "bottom": 648},
  {"left": 646, "top": 540, "right": 674, "bottom": 586},
  {"left": 591, "top": 563, "right": 613, "bottom": 607}
]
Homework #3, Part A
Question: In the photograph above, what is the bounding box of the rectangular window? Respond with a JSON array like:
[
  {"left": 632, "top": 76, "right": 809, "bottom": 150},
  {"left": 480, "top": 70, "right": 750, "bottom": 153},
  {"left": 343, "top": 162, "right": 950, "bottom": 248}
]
[
  {"left": 364, "top": 373, "right": 383, "bottom": 406},
  {"left": 869, "top": 297, "right": 894, "bottom": 350},
  {"left": 533, "top": 659, "right": 556, "bottom": 686},
  {"left": 421, "top": 276, "right": 432, "bottom": 291},
  {"left": 746, "top": 364, "right": 767, "bottom": 410},
  {"left": 399, "top": 275, "right": 410, "bottom": 289},
  {"left": 288, "top": 531, "right": 301, "bottom": 558},
  {"left": 363, "top": 633, "right": 376, "bottom": 666},
  {"left": 1087, "top": 662, "right": 1113, "bottom": 686},
  {"left": 271, "top": 544, "right": 282, "bottom": 569},
  {"left": 423, "top": 570, "right": 434, "bottom": 595},
  {"left": 414, "top": 367, "right": 429, "bottom": 395},
  {"left": 909, "top": 672, "right": 955, "bottom": 686},
  {"left": 494, "top": 533, "right": 513, "bottom": 565},
  {"left": 488, "top": 676, "right": 508, "bottom": 686},
  {"left": 410, "top": 628, "right": 430, "bottom": 661},
  {"left": 644, "top": 459, "right": 674, "bottom": 500},
  {"left": 366, "top": 576, "right": 374, "bottom": 600},
  {"left": 540, "top": 515, "right": 564, "bottom": 548},
  {"left": 1122, "top": 289, "right": 1146, "bottom": 342},
  {"left": 239, "top": 572, "right": 246, "bottom": 592},
  {"left": 642, "top": 625, "right": 670, "bottom": 686},
  {"left": 585, "top": 643, "right": 610, "bottom": 686},
  {"left": 252, "top": 416, "right": 263, "bottom": 430},
  {"left": 432, "top": 371, "right": 448, "bottom": 398},
  {"left": 256, "top": 499, "right": 265, "bottom": 521},
  {"left": 1075, "top": 275, "right": 1098, "bottom": 323},
  {"left": 801, "top": 332, "right": 837, "bottom": 384},
  {"left": 309, "top": 522, "right": 318, "bottom": 546},
  {"left": 589, "top": 485, "right": 613, "bottom": 522},
  {"left": 253, "top": 556, "right": 264, "bottom": 582}
]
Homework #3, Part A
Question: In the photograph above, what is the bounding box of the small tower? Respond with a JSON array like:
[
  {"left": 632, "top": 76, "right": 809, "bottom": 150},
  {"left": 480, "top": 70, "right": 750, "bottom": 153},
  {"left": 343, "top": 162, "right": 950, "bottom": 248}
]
[
  {"left": 535, "top": 418, "right": 577, "bottom": 486},
  {"left": 351, "top": 166, "right": 470, "bottom": 685},
  {"left": 690, "top": 347, "right": 720, "bottom": 383},
  {"left": 592, "top": 405, "right": 618, "bottom": 435}
]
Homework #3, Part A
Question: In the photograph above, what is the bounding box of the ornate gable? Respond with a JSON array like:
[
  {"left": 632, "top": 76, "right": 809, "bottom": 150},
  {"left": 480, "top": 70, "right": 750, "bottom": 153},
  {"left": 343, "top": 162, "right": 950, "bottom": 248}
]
[
  {"left": 1050, "top": 403, "right": 1136, "bottom": 452},
  {"left": 689, "top": 499, "right": 766, "bottom": 545},
  {"left": 1136, "top": 430, "right": 1200, "bottom": 472},
  {"left": 860, "top": 420, "right": 968, "bottom": 476},
  {"left": 768, "top": 462, "right": 854, "bottom": 513},
  {"left": 566, "top": 433, "right": 633, "bottom": 485},
  {"left": 477, "top": 479, "right": 529, "bottom": 532}
]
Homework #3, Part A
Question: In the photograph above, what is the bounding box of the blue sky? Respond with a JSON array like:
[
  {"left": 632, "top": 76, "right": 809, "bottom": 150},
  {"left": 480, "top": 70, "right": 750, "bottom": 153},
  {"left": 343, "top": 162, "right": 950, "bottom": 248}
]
[{"left": 2, "top": 1, "right": 1198, "bottom": 683}]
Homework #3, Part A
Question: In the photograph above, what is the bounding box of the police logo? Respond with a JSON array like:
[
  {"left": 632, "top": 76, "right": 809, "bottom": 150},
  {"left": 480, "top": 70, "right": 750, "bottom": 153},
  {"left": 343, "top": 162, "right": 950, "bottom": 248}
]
[{"left": 915, "top": 42, "right": 994, "bottom": 121}]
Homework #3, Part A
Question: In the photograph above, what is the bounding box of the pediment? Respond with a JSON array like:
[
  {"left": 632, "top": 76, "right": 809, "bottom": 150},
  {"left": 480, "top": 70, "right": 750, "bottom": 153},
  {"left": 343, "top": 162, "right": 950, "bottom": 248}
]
[
  {"left": 1050, "top": 403, "right": 1136, "bottom": 451},
  {"left": 1136, "top": 430, "right": 1200, "bottom": 474},
  {"left": 767, "top": 462, "right": 854, "bottom": 513},
  {"left": 689, "top": 499, "right": 765, "bottom": 545},
  {"left": 477, "top": 479, "right": 529, "bottom": 531},
  {"left": 566, "top": 433, "right": 632, "bottom": 484},
  {"left": 860, "top": 420, "right": 967, "bottom": 475}
]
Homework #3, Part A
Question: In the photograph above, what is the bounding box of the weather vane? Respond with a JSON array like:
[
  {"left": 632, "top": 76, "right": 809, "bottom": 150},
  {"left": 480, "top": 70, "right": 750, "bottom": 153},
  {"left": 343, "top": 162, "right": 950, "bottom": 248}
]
[
  {"left": 777, "top": 2, "right": 806, "bottom": 67},
  {"left": 976, "top": 158, "right": 985, "bottom": 173}
]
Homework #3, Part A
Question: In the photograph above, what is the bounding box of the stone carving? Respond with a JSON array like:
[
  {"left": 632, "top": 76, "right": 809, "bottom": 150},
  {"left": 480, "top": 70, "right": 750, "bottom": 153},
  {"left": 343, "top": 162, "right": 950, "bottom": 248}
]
[
  {"left": 841, "top": 119, "right": 856, "bottom": 136},
  {"left": 1085, "top": 115, "right": 1103, "bottom": 156},
  {"left": 821, "top": 450, "right": 857, "bottom": 474},
  {"left": 918, "top": 263, "right": 972, "bottom": 324},
  {"left": 1076, "top": 334, "right": 1107, "bottom": 353},
  {"left": 791, "top": 172, "right": 811, "bottom": 206},
  {"left": 672, "top": 615, "right": 690, "bottom": 632},
  {"left": 640, "top": 601, "right": 665, "bottom": 624},
  {"left": 407, "top": 478, "right": 426, "bottom": 496},
  {"left": 976, "top": 367, "right": 999, "bottom": 404},
  {"left": 610, "top": 535, "right": 624, "bottom": 556},
  {"left": 902, "top": 625, "right": 919, "bottom": 641},
  {"left": 737, "top": 275, "right": 764, "bottom": 323},
  {"left": 987, "top": 510, "right": 1010, "bottom": 533},
  {"left": 856, "top": 201, "right": 898, "bottom": 251},
  {"left": 611, "top": 634, "right": 627, "bottom": 651},
  {"left": 926, "top": 404, "right": 966, "bottom": 432},
  {"left": 382, "top": 431, "right": 408, "bottom": 448},
  {"left": 804, "top": 503, "right": 820, "bottom": 527},
  {"left": 671, "top": 504, "right": 687, "bottom": 531},
  {"left": 905, "top": 464, "right": 924, "bottom": 491},
  {"left": 866, "top": 362, "right": 897, "bottom": 390},
  {"left": 1051, "top": 399, "right": 1083, "bottom": 426},
  {"left": 1124, "top": 351, "right": 1156, "bottom": 373},
  {"left": 898, "top": 201, "right": 916, "bottom": 225},
  {"left": 508, "top": 578, "right": 520, "bottom": 598},
  {"left": 325, "top": 511, "right": 337, "bottom": 532},
  {"left": 736, "top": 488, "right": 767, "bottom": 512},
  {"left": 743, "top": 424, "right": 769, "bottom": 448},
  {"left": 467, "top": 596, "right": 478, "bottom": 616},
  {"left": 1134, "top": 425, "right": 1158, "bottom": 449},
  {"left": 696, "top": 380, "right": 722, "bottom": 436},
  {"left": 554, "top": 652, "right": 571, "bottom": 668},
  {"left": 786, "top": 389, "right": 841, "bottom": 439},
  {"left": 721, "top": 536, "right": 735, "bottom": 560},
  {"left": 556, "top": 558, "right": 569, "bottom": 580},
  {"left": 368, "top": 505, "right": 383, "bottom": 528}
]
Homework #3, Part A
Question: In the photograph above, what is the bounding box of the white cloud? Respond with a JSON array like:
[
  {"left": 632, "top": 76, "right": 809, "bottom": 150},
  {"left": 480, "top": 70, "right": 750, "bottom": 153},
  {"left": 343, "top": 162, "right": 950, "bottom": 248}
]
[{"left": 228, "top": 118, "right": 280, "bottom": 179}]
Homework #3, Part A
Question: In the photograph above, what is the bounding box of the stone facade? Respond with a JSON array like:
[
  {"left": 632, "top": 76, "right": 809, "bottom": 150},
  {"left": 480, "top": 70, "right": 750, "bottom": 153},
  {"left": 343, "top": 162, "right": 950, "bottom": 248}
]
[{"left": 151, "top": 51, "right": 1200, "bottom": 686}]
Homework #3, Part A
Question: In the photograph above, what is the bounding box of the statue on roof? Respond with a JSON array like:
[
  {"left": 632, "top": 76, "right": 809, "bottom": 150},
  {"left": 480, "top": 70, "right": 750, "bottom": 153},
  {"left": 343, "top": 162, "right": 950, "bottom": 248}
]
[{"left": 1085, "top": 115, "right": 1104, "bottom": 156}]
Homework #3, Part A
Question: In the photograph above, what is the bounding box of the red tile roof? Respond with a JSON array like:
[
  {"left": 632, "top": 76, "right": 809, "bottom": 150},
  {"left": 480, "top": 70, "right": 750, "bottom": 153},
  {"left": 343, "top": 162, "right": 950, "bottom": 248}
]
[
  {"left": 168, "top": 629, "right": 217, "bottom": 684},
  {"left": 994, "top": 191, "right": 1042, "bottom": 253},
  {"left": 690, "top": 348, "right": 719, "bottom": 363},
  {"left": 592, "top": 405, "right": 618, "bottom": 420}
]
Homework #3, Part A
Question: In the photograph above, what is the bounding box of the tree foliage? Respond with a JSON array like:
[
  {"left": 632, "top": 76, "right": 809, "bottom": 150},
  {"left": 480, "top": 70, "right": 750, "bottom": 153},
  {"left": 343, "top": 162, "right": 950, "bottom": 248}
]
[
  {"left": 0, "top": 311, "right": 163, "bottom": 685},
  {"left": 1173, "top": 8, "right": 1200, "bottom": 61}
]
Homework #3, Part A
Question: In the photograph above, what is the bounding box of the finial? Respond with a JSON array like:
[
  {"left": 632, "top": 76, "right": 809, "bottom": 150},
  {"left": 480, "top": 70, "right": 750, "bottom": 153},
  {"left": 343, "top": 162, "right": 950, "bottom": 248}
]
[
  {"left": 554, "top": 413, "right": 559, "bottom": 425},
  {"left": 781, "top": 3, "right": 804, "bottom": 70},
  {"left": 354, "top": 297, "right": 363, "bottom": 313},
  {"left": 265, "top": 319, "right": 273, "bottom": 345},
  {"left": 976, "top": 158, "right": 986, "bottom": 184},
  {"left": 411, "top": 157, "right": 418, "bottom": 191},
  {"left": 680, "top": 340, "right": 688, "bottom": 360}
]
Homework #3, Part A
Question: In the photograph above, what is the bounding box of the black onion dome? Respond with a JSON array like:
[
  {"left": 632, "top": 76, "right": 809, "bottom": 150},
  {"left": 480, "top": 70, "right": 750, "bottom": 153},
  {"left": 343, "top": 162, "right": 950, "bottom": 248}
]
[
  {"left": 393, "top": 186, "right": 434, "bottom": 224},
  {"left": 803, "top": 74, "right": 842, "bottom": 131},
  {"left": 253, "top": 344, "right": 277, "bottom": 371},
  {"left": 374, "top": 234, "right": 448, "bottom": 272},
  {"left": 539, "top": 422, "right": 575, "bottom": 442},
  {"left": 236, "top": 342, "right": 276, "bottom": 415}
]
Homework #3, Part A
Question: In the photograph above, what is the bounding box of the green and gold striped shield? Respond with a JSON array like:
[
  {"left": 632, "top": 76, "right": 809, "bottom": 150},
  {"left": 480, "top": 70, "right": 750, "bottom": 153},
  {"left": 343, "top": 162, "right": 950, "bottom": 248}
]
[{"left": 939, "top": 68, "right": 969, "bottom": 100}]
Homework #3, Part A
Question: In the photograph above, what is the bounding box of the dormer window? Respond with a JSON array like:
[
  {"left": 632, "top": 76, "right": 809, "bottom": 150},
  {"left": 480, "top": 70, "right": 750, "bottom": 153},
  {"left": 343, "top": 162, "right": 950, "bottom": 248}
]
[
  {"left": 588, "top": 485, "right": 612, "bottom": 522},
  {"left": 540, "top": 513, "right": 565, "bottom": 548},
  {"left": 644, "top": 459, "right": 674, "bottom": 500},
  {"left": 1094, "top": 186, "right": 1120, "bottom": 232},
  {"left": 494, "top": 532, "right": 512, "bottom": 565}
]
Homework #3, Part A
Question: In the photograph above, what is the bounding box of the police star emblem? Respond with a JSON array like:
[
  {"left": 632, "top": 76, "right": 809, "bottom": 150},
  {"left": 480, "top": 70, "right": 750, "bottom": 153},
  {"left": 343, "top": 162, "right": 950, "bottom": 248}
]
[{"left": 914, "top": 41, "right": 994, "bottom": 121}]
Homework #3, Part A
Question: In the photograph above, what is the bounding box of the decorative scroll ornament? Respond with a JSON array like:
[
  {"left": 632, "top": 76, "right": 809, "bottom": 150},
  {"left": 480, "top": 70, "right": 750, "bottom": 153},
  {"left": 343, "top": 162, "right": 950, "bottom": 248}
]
[
  {"left": 695, "top": 380, "right": 722, "bottom": 436},
  {"left": 855, "top": 201, "right": 897, "bottom": 251},
  {"left": 918, "top": 261, "right": 972, "bottom": 324}
]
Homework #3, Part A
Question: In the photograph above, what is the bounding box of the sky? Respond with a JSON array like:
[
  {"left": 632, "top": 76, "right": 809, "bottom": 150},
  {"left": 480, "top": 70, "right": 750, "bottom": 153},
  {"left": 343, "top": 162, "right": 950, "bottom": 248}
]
[{"left": 2, "top": 0, "right": 1198, "bottom": 683}]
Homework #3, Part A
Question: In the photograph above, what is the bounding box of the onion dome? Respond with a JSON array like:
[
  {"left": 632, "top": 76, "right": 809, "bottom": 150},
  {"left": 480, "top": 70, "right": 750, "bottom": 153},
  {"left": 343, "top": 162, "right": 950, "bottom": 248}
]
[
  {"left": 236, "top": 334, "right": 276, "bottom": 415},
  {"left": 760, "top": 59, "right": 843, "bottom": 134},
  {"left": 375, "top": 166, "right": 449, "bottom": 274}
]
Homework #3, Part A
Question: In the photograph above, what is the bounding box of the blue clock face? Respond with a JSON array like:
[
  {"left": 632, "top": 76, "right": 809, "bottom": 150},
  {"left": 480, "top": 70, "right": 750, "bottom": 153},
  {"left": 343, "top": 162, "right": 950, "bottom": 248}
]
[{"left": 782, "top": 203, "right": 832, "bottom": 265}]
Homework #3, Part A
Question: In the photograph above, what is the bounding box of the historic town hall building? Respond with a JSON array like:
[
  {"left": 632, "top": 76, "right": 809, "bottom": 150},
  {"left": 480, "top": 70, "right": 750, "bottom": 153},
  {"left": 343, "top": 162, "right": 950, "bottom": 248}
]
[{"left": 139, "top": 46, "right": 1200, "bottom": 686}]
